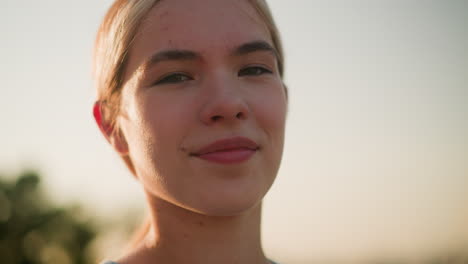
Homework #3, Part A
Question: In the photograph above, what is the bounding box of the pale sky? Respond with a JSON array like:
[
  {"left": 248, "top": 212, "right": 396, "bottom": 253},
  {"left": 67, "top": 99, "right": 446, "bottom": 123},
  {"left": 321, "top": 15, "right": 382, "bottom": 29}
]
[{"left": 1, "top": 1, "right": 467, "bottom": 263}]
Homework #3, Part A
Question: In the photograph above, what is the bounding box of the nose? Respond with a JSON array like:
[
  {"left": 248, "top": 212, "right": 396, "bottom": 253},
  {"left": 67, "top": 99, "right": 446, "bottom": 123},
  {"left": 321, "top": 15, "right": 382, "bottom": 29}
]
[{"left": 199, "top": 76, "right": 249, "bottom": 126}]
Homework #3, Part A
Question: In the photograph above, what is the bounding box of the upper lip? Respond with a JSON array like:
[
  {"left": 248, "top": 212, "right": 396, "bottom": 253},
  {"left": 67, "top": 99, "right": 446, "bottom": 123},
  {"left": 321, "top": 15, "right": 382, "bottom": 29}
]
[{"left": 190, "top": 136, "right": 259, "bottom": 156}]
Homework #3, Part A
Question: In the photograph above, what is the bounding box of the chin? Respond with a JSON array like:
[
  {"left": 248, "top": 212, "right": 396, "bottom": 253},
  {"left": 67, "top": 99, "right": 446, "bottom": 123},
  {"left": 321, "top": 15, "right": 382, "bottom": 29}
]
[
  {"left": 140, "top": 158, "right": 277, "bottom": 217},
  {"left": 192, "top": 197, "right": 263, "bottom": 217}
]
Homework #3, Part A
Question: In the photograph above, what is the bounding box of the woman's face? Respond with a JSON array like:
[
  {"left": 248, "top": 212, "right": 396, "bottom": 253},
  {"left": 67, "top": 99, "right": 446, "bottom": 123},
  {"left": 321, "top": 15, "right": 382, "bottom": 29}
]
[{"left": 117, "top": 0, "right": 287, "bottom": 216}]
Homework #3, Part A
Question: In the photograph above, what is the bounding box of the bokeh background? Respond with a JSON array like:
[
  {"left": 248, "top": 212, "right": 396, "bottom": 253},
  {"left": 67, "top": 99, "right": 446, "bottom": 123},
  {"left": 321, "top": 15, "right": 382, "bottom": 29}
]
[{"left": 1, "top": 0, "right": 467, "bottom": 263}]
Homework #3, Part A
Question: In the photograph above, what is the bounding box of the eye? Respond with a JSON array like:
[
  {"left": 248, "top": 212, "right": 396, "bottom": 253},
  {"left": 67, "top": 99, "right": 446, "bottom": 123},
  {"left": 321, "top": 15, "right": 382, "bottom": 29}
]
[
  {"left": 238, "top": 66, "right": 272, "bottom": 77},
  {"left": 154, "top": 73, "right": 193, "bottom": 85}
]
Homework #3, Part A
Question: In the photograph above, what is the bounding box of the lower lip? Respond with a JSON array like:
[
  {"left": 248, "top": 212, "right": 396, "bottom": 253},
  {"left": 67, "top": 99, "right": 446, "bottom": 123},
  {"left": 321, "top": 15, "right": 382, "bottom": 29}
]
[{"left": 195, "top": 149, "right": 256, "bottom": 164}]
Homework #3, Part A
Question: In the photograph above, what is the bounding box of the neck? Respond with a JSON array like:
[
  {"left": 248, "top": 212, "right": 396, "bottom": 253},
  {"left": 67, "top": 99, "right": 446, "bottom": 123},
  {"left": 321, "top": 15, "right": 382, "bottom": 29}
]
[{"left": 123, "top": 192, "right": 268, "bottom": 264}]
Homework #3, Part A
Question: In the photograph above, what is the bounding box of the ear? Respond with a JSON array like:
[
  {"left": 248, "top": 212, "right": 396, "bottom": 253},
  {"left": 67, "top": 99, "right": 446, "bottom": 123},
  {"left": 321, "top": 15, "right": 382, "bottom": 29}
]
[{"left": 93, "top": 101, "right": 129, "bottom": 155}]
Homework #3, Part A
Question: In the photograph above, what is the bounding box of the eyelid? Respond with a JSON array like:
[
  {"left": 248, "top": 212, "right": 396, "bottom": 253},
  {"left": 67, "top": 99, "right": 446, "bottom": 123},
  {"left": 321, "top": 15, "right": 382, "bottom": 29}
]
[
  {"left": 246, "top": 62, "right": 274, "bottom": 71},
  {"left": 153, "top": 71, "right": 193, "bottom": 86},
  {"left": 238, "top": 64, "right": 274, "bottom": 76}
]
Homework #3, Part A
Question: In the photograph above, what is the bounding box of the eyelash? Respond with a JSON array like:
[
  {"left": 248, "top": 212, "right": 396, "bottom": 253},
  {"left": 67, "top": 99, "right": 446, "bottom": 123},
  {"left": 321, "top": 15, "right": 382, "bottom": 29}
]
[
  {"left": 238, "top": 66, "right": 273, "bottom": 77},
  {"left": 154, "top": 72, "right": 193, "bottom": 85},
  {"left": 153, "top": 66, "right": 273, "bottom": 86}
]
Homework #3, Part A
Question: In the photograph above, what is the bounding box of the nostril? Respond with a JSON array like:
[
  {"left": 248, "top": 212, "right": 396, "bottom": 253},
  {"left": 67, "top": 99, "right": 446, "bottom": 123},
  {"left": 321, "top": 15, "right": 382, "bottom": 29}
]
[
  {"left": 211, "top": 115, "right": 223, "bottom": 121},
  {"left": 236, "top": 112, "right": 244, "bottom": 119}
]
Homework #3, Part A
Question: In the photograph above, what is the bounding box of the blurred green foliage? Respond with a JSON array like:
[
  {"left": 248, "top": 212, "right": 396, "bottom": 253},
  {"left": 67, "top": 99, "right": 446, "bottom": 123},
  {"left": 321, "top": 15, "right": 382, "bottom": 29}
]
[
  {"left": 0, "top": 170, "right": 97, "bottom": 264},
  {"left": 0, "top": 170, "right": 465, "bottom": 264}
]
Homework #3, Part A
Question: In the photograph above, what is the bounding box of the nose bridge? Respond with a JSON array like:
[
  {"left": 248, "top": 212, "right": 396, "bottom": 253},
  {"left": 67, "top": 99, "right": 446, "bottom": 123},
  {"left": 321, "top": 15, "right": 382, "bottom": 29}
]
[
  {"left": 208, "top": 71, "right": 240, "bottom": 102},
  {"left": 199, "top": 69, "right": 248, "bottom": 124}
]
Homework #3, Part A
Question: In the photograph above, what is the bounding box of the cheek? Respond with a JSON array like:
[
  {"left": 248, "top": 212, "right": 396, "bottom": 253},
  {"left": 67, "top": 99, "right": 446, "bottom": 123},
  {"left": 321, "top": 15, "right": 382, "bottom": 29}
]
[
  {"left": 247, "top": 83, "right": 287, "bottom": 163},
  {"left": 133, "top": 92, "right": 194, "bottom": 153},
  {"left": 252, "top": 85, "right": 287, "bottom": 135},
  {"left": 123, "top": 92, "right": 194, "bottom": 184}
]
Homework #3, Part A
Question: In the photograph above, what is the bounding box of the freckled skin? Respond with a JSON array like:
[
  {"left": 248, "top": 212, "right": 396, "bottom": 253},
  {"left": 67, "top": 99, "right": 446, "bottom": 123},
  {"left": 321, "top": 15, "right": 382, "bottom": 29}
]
[{"left": 118, "top": 0, "right": 287, "bottom": 217}]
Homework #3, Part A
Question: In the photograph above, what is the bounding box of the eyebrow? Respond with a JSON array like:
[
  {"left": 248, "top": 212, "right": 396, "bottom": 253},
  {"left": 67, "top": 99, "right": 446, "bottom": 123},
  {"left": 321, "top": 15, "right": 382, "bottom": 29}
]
[
  {"left": 233, "top": 40, "right": 278, "bottom": 57},
  {"left": 137, "top": 40, "right": 277, "bottom": 74},
  {"left": 138, "top": 50, "right": 199, "bottom": 72}
]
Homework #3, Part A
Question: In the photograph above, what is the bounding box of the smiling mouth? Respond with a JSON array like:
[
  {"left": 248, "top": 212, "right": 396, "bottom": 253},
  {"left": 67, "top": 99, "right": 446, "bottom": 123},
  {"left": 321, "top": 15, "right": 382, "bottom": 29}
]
[{"left": 190, "top": 137, "right": 259, "bottom": 164}]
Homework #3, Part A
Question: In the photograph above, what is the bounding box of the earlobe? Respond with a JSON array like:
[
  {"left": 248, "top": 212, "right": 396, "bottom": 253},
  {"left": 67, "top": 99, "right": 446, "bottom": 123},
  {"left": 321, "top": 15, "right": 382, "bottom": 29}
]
[
  {"left": 93, "top": 101, "right": 129, "bottom": 155},
  {"left": 110, "top": 128, "right": 130, "bottom": 156}
]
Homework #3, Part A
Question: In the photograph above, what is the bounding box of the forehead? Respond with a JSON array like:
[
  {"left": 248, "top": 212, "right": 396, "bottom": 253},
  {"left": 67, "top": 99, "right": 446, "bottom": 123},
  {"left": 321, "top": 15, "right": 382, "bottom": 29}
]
[{"left": 125, "top": 0, "right": 271, "bottom": 77}]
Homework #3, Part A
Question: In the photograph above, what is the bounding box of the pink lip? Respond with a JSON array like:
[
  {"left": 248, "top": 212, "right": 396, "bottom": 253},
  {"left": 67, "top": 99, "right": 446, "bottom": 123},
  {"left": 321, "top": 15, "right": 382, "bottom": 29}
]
[{"left": 191, "top": 137, "right": 259, "bottom": 164}]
